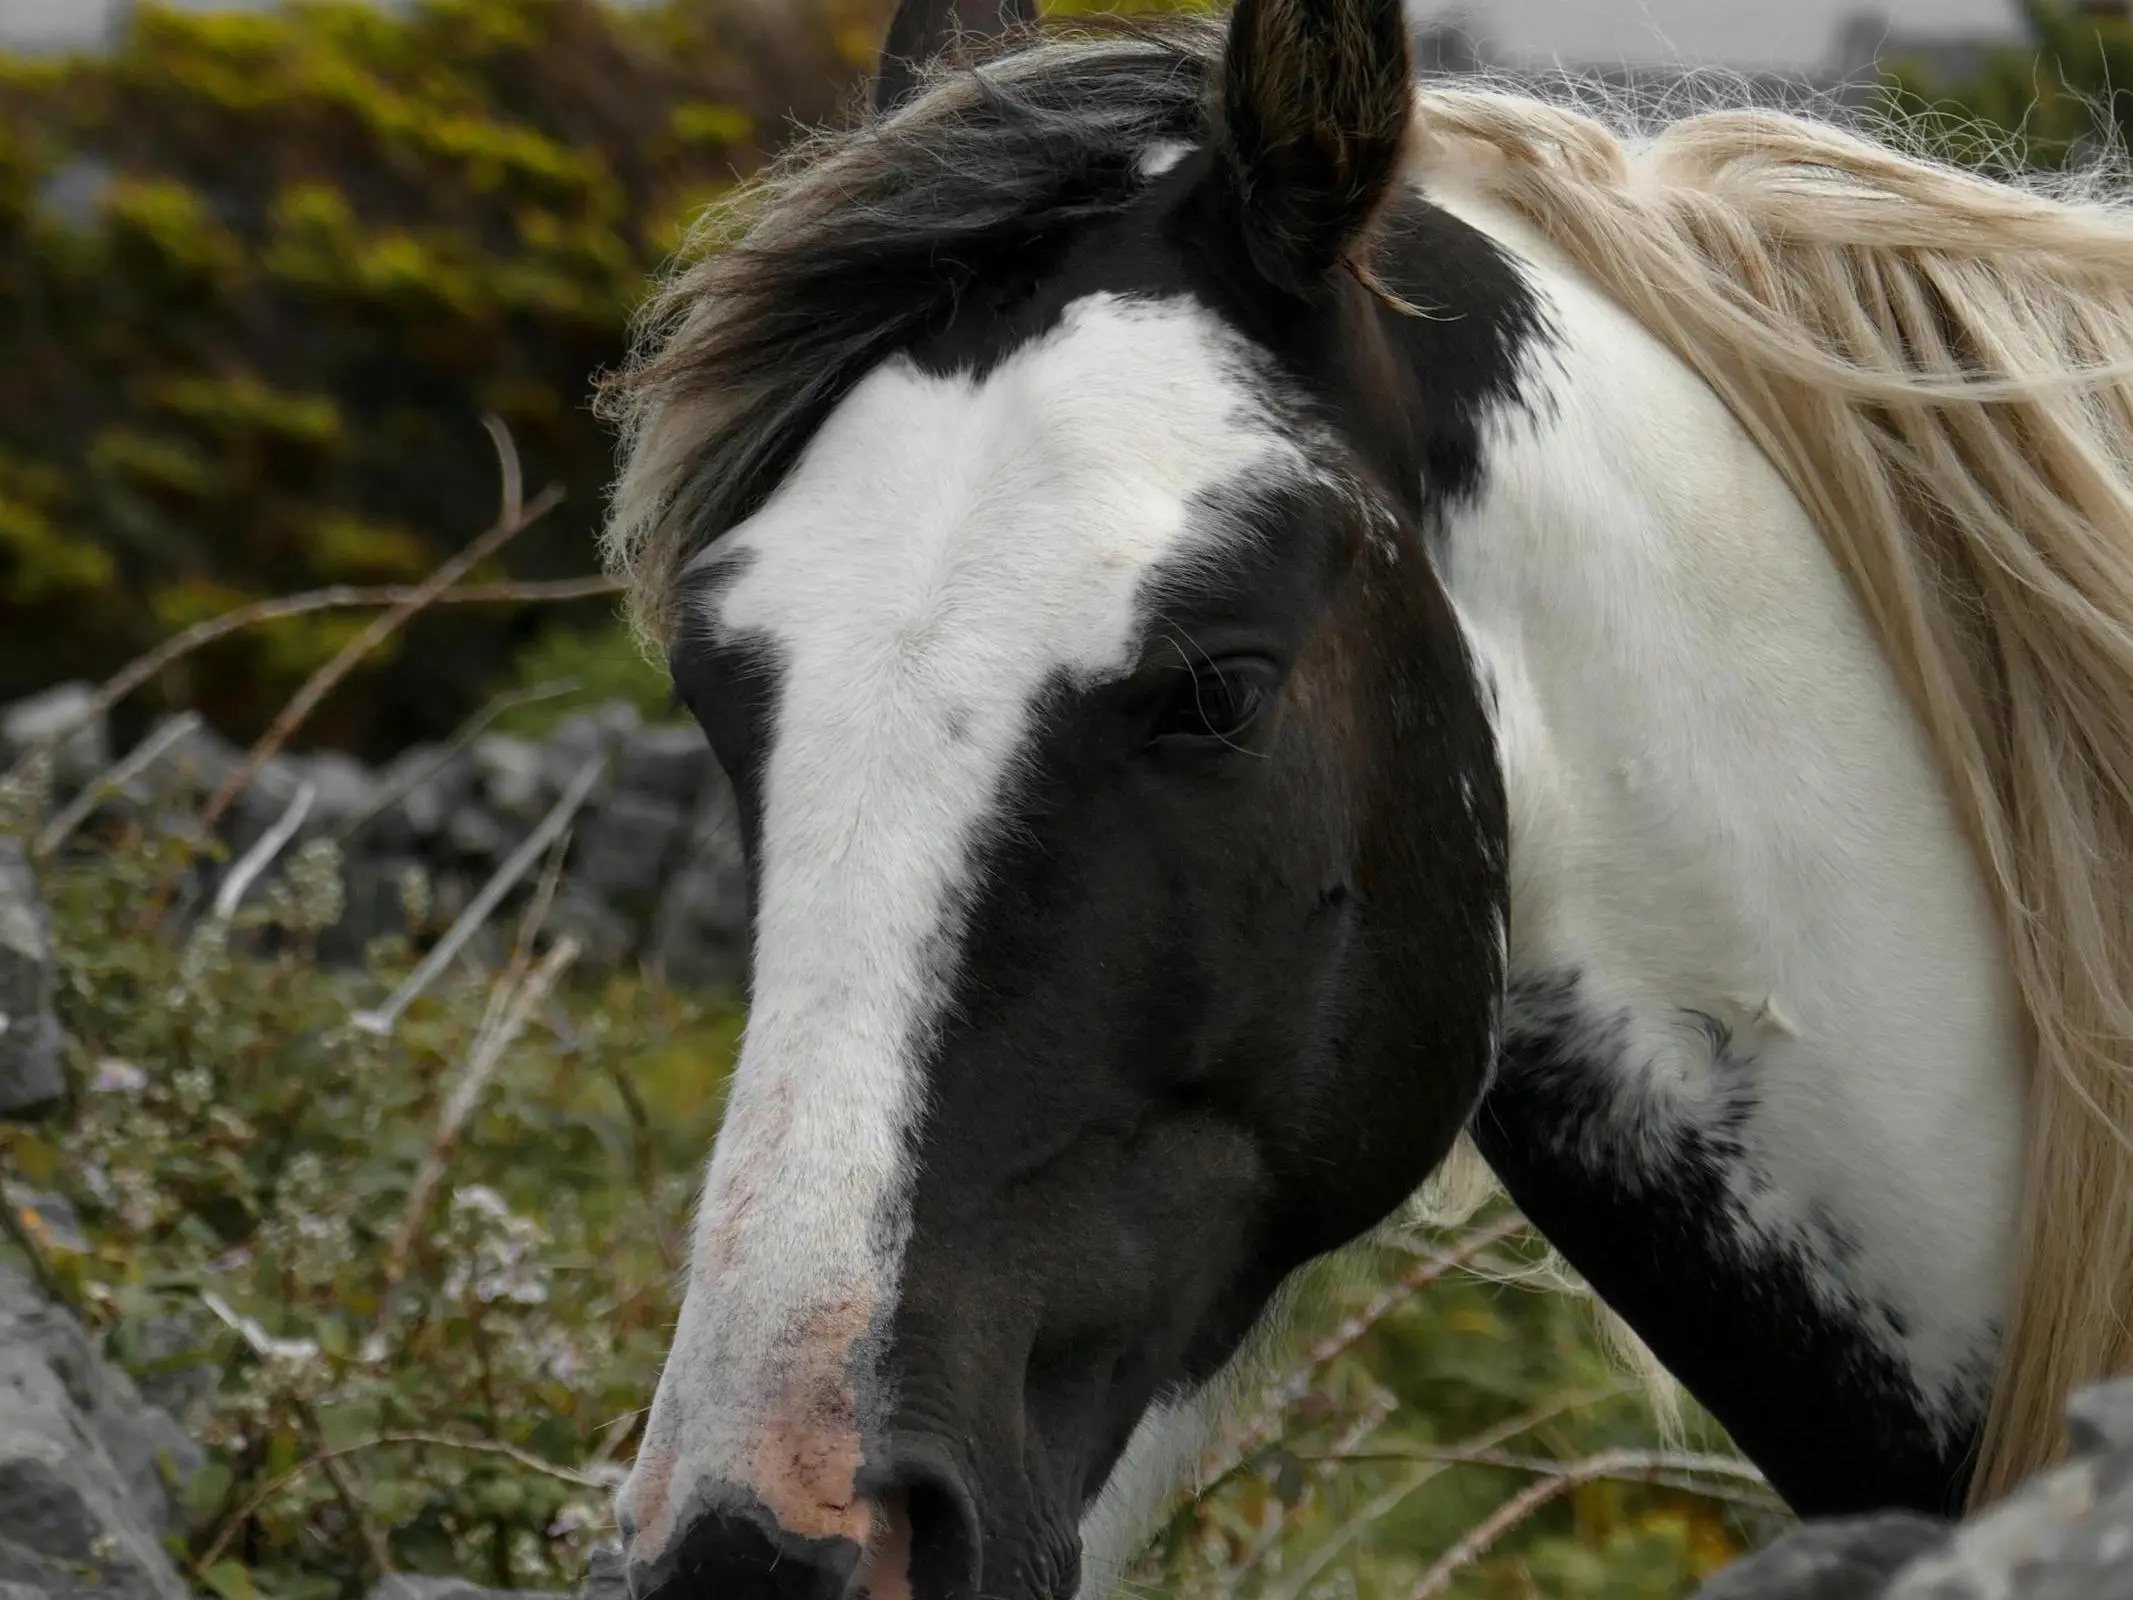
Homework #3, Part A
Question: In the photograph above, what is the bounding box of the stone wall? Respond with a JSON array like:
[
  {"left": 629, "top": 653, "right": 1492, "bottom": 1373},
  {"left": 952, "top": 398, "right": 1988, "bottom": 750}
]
[{"left": 0, "top": 684, "right": 748, "bottom": 995}]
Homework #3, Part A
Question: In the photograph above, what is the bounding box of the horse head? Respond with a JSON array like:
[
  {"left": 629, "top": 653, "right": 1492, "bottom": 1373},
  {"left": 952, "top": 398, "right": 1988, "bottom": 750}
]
[{"left": 611, "top": 3, "right": 1527, "bottom": 1595}]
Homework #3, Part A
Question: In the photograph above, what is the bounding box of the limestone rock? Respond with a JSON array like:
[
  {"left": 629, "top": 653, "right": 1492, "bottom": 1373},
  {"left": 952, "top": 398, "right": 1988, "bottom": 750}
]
[
  {"left": 1694, "top": 1376, "right": 2133, "bottom": 1599},
  {"left": 0, "top": 840, "right": 63, "bottom": 1119},
  {"left": 0, "top": 1263, "right": 191, "bottom": 1600},
  {"left": 1, "top": 685, "right": 106, "bottom": 795}
]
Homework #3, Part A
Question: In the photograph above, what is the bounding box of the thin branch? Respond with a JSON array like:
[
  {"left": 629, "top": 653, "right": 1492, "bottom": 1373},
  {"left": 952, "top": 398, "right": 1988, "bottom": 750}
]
[
  {"left": 1251, "top": 1384, "right": 1633, "bottom": 1600},
  {"left": 200, "top": 421, "right": 555, "bottom": 834},
  {"left": 384, "top": 935, "right": 580, "bottom": 1282},
  {"left": 0, "top": 530, "right": 587, "bottom": 794},
  {"left": 332, "top": 677, "right": 584, "bottom": 844},
  {"left": 349, "top": 755, "right": 605, "bottom": 1037},
  {"left": 1405, "top": 1449, "right": 1772, "bottom": 1600},
  {"left": 1199, "top": 1212, "right": 1531, "bottom": 1498},
  {"left": 471, "top": 817, "right": 574, "bottom": 1052},
  {"left": 210, "top": 781, "right": 316, "bottom": 920},
  {"left": 33, "top": 710, "right": 201, "bottom": 858},
  {"left": 298, "top": 1396, "right": 396, "bottom": 1578},
  {"left": 1300, "top": 1444, "right": 1766, "bottom": 1488},
  {"left": 192, "top": 1427, "right": 624, "bottom": 1574}
]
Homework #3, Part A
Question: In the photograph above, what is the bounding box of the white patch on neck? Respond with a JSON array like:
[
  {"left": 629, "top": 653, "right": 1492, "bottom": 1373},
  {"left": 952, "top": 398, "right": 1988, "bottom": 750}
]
[
  {"left": 1428, "top": 184, "right": 2026, "bottom": 1427},
  {"left": 618, "top": 293, "right": 1304, "bottom": 1559}
]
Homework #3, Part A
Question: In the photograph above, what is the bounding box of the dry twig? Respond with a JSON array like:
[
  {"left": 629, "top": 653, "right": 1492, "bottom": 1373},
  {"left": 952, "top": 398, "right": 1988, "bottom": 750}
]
[
  {"left": 33, "top": 711, "right": 202, "bottom": 859},
  {"left": 200, "top": 418, "right": 555, "bottom": 834},
  {"left": 384, "top": 934, "right": 581, "bottom": 1281},
  {"left": 0, "top": 546, "right": 589, "bottom": 794},
  {"left": 192, "top": 1427, "right": 622, "bottom": 1574},
  {"left": 332, "top": 677, "right": 584, "bottom": 843},
  {"left": 1405, "top": 1449, "right": 1771, "bottom": 1600},
  {"left": 350, "top": 754, "right": 605, "bottom": 1037},
  {"left": 1200, "top": 1212, "right": 1532, "bottom": 1497},
  {"left": 1251, "top": 1384, "right": 1635, "bottom": 1600}
]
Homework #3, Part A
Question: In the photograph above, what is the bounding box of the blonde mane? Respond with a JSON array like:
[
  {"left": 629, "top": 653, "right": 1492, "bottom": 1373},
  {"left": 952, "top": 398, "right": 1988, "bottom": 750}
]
[{"left": 1405, "top": 81, "right": 2133, "bottom": 1506}]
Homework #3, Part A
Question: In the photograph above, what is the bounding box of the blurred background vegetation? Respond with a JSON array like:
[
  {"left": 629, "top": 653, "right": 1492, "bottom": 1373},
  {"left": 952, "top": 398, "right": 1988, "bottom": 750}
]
[{"left": 3, "top": 0, "right": 2130, "bottom": 1597}]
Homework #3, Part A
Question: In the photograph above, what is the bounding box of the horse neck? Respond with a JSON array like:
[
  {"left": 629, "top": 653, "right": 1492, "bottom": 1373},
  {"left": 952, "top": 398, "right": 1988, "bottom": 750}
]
[{"left": 1422, "top": 190, "right": 2027, "bottom": 1515}]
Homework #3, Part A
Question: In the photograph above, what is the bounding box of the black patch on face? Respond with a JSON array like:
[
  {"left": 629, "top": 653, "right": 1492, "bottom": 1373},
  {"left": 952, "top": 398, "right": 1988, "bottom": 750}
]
[
  {"left": 1471, "top": 968, "right": 1986, "bottom": 1519},
  {"left": 855, "top": 457, "right": 1509, "bottom": 1582}
]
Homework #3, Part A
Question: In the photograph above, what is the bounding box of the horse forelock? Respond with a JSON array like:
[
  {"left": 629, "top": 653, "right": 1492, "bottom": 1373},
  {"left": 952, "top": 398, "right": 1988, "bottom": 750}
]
[{"left": 600, "top": 21, "right": 1229, "bottom": 659}]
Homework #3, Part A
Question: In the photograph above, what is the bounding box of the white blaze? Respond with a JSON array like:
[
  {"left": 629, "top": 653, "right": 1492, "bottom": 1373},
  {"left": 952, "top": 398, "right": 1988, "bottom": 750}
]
[{"left": 617, "top": 294, "right": 1302, "bottom": 1560}]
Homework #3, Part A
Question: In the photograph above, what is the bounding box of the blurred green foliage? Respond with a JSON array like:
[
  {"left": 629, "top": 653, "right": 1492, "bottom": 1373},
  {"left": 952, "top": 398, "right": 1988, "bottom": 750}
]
[
  {"left": 1877, "top": 1, "right": 2133, "bottom": 173},
  {"left": 0, "top": 0, "right": 887, "bottom": 754}
]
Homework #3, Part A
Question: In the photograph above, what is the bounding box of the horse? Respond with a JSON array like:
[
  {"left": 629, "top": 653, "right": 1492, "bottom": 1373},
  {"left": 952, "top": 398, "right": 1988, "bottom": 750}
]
[{"left": 597, "top": 1, "right": 2133, "bottom": 1595}]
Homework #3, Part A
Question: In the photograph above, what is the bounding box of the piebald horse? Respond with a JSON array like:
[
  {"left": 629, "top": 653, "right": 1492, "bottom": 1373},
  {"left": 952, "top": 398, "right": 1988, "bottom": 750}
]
[{"left": 601, "top": 2, "right": 2133, "bottom": 1595}]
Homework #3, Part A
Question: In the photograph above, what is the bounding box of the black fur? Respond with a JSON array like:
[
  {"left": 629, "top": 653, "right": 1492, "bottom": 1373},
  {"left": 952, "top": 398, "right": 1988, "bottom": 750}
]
[
  {"left": 1472, "top": 970, "right": 1984, "bottom": 1518},
  {"left": 872, "top": 0, "right": 1037, "bottom": 114}
]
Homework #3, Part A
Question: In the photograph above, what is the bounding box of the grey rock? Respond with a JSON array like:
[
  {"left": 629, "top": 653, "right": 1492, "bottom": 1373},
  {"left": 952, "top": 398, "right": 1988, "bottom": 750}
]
[
  {"left": 1696, "top": 1377, "right": 2133, "bottom": 1599},
  {"left": 377, "top": 744, "right": 476, "bottom": 841},
  {"left": 548, "top": 888, "right": 639, "bottom": 973},
  {"left": 446, "top": 804, "right": 519, "bottom": 862},
  {"left": 116, "top": 1313, "right": 217, "bottom": 1426},
  {"left": 541, "top": 705, "right": 639, "bottom": 796},
  {"left": 2068, "top": 1382, "right": 2133, "bottom": 1458},
  {"left": 0, "top": 840, "right": 63, "bottom": 1119},
  {"left": 615, "top": 724, "right": 710, "bottom": 807},
  {"left": 1, "top": 684, "right": 106, "bottom": 794},
  {"left": 1693, "top": 1513, "right": 1950, "bottom": 1600},
  {"left": 1882, "top": 1447, "right": 2133, "bottom": 1599},
  {"left": 472, "top": 734, "right": 549, "bottom": 821},
  {"left": 127, "top": 716, "right": 239, "bottom": 804},
  {"left": 0, "top": 1264, "right": 188, "bottom": 1600},
  {"left": 193, "top": 751, "right": 310, "bottom": 866},
  {"left": 296, "top": 749, "right": 380, "bottom": 834},
  {"left": 651, "top": 771, "right": 749, "bottom": 993},
  {"left": 7, "top": 1191, "right": 83, "bottom": 1254},
  {"left": 575, "top": 792, "right": 688, "bottom": 909}
]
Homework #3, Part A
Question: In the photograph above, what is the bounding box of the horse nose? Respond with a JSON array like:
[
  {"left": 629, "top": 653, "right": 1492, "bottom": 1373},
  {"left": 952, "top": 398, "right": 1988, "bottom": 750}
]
[
  {"left": 627, "top": 1491, "right": 861, "bottom": 1600},
  {"left": 625, "top": 1445, "right": 981, "bottom": 1600}
]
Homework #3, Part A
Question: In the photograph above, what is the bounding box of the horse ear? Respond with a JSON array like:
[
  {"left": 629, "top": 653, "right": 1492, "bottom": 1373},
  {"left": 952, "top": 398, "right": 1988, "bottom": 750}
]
[
  {"left": 871, "top": 0, "right": 1038, "bottom": 115},
  {"left": 1216, "top": 0, "right": 1415, "bottom": 296}
]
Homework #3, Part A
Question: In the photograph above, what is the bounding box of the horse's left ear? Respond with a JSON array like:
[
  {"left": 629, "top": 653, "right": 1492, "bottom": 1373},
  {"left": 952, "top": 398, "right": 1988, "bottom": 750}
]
[
  {"left": 871, "top": 0, "right": 1038, "bottom": 115},
  {"left": 1215, "top": 0, "right": 1414, "bottom": 297}
]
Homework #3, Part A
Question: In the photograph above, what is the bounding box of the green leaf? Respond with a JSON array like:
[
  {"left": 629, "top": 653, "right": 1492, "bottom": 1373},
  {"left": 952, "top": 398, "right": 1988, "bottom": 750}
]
[{"left": 203, "top": 1560, "right": 255, "bottom": 1600}]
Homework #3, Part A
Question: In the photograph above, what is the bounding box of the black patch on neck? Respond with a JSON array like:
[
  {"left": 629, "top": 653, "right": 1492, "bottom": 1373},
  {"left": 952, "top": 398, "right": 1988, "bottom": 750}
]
[{"left": 1472, "top": 968, "right": 1986, "bottom": 1519}]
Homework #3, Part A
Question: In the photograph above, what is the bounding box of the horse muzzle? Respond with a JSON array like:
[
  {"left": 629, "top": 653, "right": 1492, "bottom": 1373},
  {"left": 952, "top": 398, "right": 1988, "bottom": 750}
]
[{"left": 620, "top": 1431, "right": 988, "bottom": 1600}]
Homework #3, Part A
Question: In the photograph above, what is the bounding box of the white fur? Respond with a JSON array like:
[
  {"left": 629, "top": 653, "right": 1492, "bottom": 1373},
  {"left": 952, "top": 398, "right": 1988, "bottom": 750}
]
[
  {"left": 1430, "top": 184, "right": 2027, "bottom": 1425},
  {"left": 616, "top": 294, "right": 1305, "bottom": 1561}
]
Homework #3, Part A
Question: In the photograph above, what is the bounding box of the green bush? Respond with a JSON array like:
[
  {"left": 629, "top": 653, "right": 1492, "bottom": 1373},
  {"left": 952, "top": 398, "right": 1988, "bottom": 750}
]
[
  {"left": 0, "top": 0, "right": 887, "bottom": 755},
  {"left": 1876, "top": 1, "right": 2133, "bottom": 173}
]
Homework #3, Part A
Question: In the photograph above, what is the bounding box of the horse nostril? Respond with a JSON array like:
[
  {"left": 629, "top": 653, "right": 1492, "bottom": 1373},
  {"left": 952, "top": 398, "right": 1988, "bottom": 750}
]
[
  {"left": 627, "top": 1492, "right": 864, "bottom": 1600},
  {"left": 861, "top": 1438, "right": 982, "bottom": 1600}
]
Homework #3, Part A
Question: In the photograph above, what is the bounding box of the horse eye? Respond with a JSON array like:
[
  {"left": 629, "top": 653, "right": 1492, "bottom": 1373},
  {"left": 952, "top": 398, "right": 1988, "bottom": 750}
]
[{"left": 1145, "top": 657, "right": 1280, "bottom": 750}]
